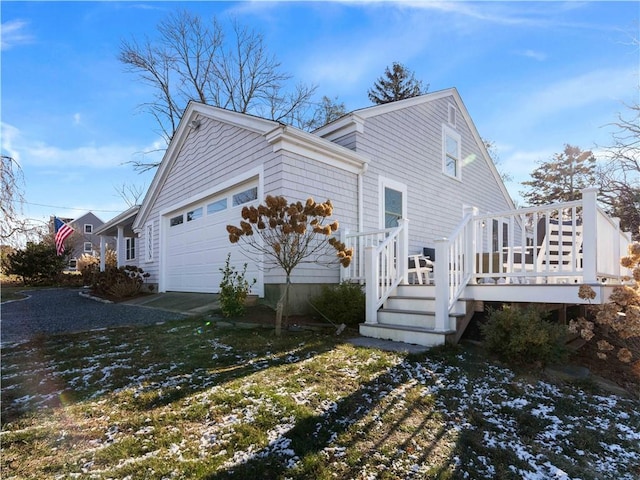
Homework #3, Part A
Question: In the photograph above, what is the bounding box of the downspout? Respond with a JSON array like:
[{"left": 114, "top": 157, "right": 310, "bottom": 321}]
[
  {"left": 358, "top": 162, "right": 369, "bottom": 234},
  {"left": 358, "top": 162, "right": 369, "bottom": 280}
]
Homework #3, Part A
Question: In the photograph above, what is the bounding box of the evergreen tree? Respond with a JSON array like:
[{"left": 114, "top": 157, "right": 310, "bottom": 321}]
[
  {"left": 367, "top": 62, "right": 427, "bottom": 105},
  {"left": 520, "top": 144, "right": 597, "bottom": 205}
]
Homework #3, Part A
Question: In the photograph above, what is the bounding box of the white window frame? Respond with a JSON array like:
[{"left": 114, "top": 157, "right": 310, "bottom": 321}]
[
  {"left": 126, "top": 237, "right": 136, "bottom": 261},
  {"left": 207, "top": 198, "right": 227, "bottom": 215},
  {"left": 146, "top": 223, "right": 153, "bottom": 262},
  {"left": 232, "top": 186, "right": 258, "bottom": 207},
  {"left": 442, "top": 124, "right": 462, "bottom": 181},
  {"left": 84, "top": 224, "right": 93, "bottom": 234},
  {"left": 83, "top": 242, "right": 93, "bottom": 253},
  {"left": 378, "top": 176, "right": 407, "bottom": 229},
  {"left": 187, "top": 207, "right": 203, "bottom": 222}
]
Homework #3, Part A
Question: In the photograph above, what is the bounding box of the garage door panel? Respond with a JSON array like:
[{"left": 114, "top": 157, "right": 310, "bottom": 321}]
[{"left": 164, "top": 196, "right": 261, "bottom": 295}]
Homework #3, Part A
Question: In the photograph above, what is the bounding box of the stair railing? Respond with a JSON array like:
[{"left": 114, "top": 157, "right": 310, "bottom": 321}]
[
  {"left": 434, "top": 207, "right": 477, "bottom": 332},
  {"left": 363, "top": 219, "right": 408, "bottom": 324}
]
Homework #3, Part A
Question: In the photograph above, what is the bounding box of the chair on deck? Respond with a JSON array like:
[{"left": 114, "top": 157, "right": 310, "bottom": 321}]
[{"left": 408, "top": 253, "right": 434, "bottom": 285}]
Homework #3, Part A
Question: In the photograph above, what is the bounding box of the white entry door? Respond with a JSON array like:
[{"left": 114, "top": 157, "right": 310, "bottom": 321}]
[{"left": 380, "top": 177, "right": 407, "bottom": 228}]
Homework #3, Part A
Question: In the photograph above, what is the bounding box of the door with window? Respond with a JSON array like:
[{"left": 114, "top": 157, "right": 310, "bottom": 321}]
[{"left": 380, "top": 177, "right": 407, "bottom": 229}]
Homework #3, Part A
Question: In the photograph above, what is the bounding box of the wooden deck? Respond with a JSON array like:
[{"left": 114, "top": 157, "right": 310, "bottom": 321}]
[{"left": 343, "top": 189, "right": 633, "bottom": 347}]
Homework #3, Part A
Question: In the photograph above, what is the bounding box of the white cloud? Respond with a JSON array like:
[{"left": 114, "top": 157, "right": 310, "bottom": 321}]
[
  {"left": 1, "top": 19, "right": 34, "bottom": 50},
  {"left": 517, "top": 49, "right": 547, "bottom": 61},
  {"left": 1, "top": 121, "right": 162, "bottom": 170}
]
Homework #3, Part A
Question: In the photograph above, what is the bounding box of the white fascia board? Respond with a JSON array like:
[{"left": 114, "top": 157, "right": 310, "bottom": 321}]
[
  {"left": 313, "top": 113, "right": 365, "bottom": 141},
  {"left": 266, "top": 126, "right": 368, "bottom": 174},
  {"left": 95, "top": 205, "right": 140, "bottom": 236},
  {"left": 191, "top": 102, "right": 279, "bottom": 134}
]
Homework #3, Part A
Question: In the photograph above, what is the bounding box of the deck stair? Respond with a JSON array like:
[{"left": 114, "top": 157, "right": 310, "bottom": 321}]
[{"left": 359, "top": 284, "right": 477, "bottom": 346}]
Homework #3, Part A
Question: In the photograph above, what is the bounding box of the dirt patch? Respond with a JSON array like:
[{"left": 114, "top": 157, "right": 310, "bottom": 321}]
[
  {"left": 570, "top": 341, "right": 640, "bottom": 398},
  {"left": 212, "top": 303, "right": 341, "bottom": 330}
]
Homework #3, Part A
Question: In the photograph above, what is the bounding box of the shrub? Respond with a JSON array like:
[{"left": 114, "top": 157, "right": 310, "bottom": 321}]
[
  {"left": 571, "top": 242, "right": 640, "bottom": 364},
  {"left": 85, "top": 265, "right": 150, "bottom": 299},
  {"left": 310, "top": 281, "right": 365, "bottom": 326},
  {"left": 480, "top": 304, "right": 568, "bottom": 367},
  {"left": 219, "top": 253, "right": 256, "bottom": 317},
  {"left": 4, "top": 241, "right": 69, "bottom": 285}
]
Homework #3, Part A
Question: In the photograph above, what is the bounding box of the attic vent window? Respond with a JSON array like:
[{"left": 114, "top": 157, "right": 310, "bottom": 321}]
[{"left": 448, "top": 104, "right": 457, "bottom": 127}]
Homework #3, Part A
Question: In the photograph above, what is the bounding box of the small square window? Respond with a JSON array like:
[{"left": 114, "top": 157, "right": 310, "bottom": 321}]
[
  {"left": 84, "top": 224, "right": 93, "bottom": 234},
  {"left": 232, "top": 186, "right": 258, "bottom": 206},
  {"left": 187, "top": 207, "right": 203, "bottom": 222},
  {"left": 170, "top": 215, "right": 184, "bottom": 227},
  {"left": 84, "top": 242, "right": 93, "bottom": 253},
  {"left": 207, "top": 199, "right": 227, "bottom": 215}
]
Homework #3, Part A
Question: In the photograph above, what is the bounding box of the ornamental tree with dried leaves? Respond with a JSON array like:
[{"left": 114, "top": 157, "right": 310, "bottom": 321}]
[
  {"left": 227, "top": 196, "right": 353, "bottom": 334},
  {"left": 570, "top": 243, "right": 640, "bottom": 364}
]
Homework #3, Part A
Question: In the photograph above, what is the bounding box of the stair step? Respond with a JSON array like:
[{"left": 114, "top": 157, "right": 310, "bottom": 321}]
[
  {"left": 377, "top": 308, "right": 462, "bottom": 330},
  {"left": 379, "top": 308, "right": 465, "bottom": 318},
  {"left": 359, "top": 322, "right": 456, "bottom": 347},
  {"left": 384, "top": 296, "right": 470, "bottom": 314}
]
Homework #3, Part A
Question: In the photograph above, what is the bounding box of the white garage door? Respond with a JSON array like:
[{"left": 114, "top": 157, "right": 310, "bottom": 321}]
[{"left": 164, "top": 184, "right": 262, "bottom": 295}]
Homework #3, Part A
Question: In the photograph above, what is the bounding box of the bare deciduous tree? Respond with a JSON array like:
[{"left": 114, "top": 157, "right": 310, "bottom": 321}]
[
  {"left": 120, "top": 11, "right": 317, "bottom": 170},
  {"left": 1, "top": 155, "right": 39, "bottom": 245},
  {"left": 115, "top": 183, "right": 145, "bottom": 207},
  {"left": 597, "top": 102, "right": 640, "bottom": 238}
]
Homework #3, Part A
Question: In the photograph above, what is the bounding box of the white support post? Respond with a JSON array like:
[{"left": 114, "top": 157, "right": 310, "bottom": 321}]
[
  {"left": 581, "top": 187, "right": 598, "bottom": 283},
  {"left": 463, "top": 207, "right": 478, "bottom": 284},
  {"left": 434, "top": 238, "right": 449, "bottom": 332},
  {"left": 398, "top": 218, "right": 409, "bottom": 285},
  {"left": 612, "top": 217, "right": 621, "bottom": 277},
  {"left": 99, "top": 236, "right": 106, "bottom": 272},
  {"left": 364, "top": 246, "right": 378, "bottom": 324},
  {"left": 117, "top": 226, "right": 125, "bottom": 268}
]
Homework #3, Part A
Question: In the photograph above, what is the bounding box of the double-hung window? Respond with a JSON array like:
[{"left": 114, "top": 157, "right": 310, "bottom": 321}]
[
  {"left": 126, "top": 237, "right": 136, "bottom": 261},
  {"left": 442, "top": 125, "right": 462, "bottom": 180}
]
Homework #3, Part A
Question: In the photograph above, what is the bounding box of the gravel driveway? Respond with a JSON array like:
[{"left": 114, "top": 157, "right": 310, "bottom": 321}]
[{"left": 1, "top": 288, "right": 187, "bottom": 345}]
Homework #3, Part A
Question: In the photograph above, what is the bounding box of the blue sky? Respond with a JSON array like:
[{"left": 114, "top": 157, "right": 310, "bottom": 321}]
[{"left": 1, "top": 1, "right": 638, "bottom": 233}]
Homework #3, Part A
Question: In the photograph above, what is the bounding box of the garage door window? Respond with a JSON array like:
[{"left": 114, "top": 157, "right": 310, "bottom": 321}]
[
  {"left": 170, "top": 214, "right": 184, "bottom": 227},
  {"left": 187, "top": 207, "right": 203, "bottom": 222},
  {"left": 232, "top": 186, "right": 258, "bottom": 206},
  {"left": 207, "top": 199, "right": 227, "bottom": 215}
]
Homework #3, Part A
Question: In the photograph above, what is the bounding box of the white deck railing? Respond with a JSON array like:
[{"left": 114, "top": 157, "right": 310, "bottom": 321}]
[{"left": 343, "top": 188, "right": 632, "bottom": 330}]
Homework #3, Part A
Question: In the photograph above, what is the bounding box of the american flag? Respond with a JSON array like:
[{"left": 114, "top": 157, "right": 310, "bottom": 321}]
[{"left": 54, "top": 217, "right": 74, "bottom": 256}]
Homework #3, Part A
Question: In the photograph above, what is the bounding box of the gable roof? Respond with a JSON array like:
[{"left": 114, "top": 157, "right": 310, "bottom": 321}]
[
  {"left": 132, "top": 101, "right": 369, "bottom": 231},
  {"left": 314, "top": 87, "right": 514, "bottom": 209},
  {"left": 70, "top": 211, "right": 105, "bottom": 225}
]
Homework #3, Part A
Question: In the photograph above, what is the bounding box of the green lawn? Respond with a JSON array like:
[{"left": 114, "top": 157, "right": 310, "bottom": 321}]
[{"left": 1, "top": 316, "right": 639, "bottom": 479}]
